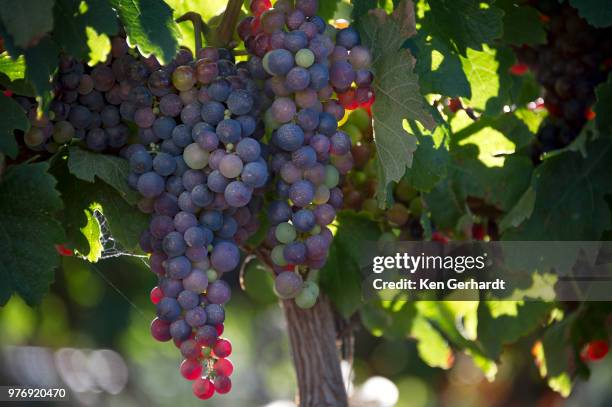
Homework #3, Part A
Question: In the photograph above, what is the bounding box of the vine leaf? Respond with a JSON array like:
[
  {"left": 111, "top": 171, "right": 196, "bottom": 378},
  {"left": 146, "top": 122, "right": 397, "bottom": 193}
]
[
  {"left": 110, "top": 0, "right": 180, "bottom": 64},
  {"left": 320, "top": 211, "right": 380, "bottom": 318},
  {"left": 499, "top": 0, "right": 546, "bottom": 46},
  {"left": 23, "top": 37, "right": 60, "bottom": 107},
  {"left": 359, "top": 0, "right": 436, "bottom": 207},
  {"left": 477, "top": 301, "right": 554, "bottom": 360},
  {"left": 0, "top": 93, "right": 29, "bottom": 159},
  {"left": 568, "top": 0, "right": 612, "bottom": 28},
  {"left": 0, "top": 0, "right": 54, "bottom": 49},
  {"left": 403, "top": 131, "right": 450, "bottom": 192},
  {"left": 55, "top": 158, "right": 147, "bottom": 258},
  {"left": 68, "top": 146, "right": 139, "bottom": 204},
  {"left": 426, "top": 0, "right": 504, "bottom": 55},
  {"left": 53, "top": 0, "right": 118, "bottom": 65},
  {"left": 594, "top": 75, "right": 612, "bottom": 134},
  {"left": 0, "top": 162, "right": 65, "bottom": 306},
  {"left": 503, "top": 138, "right": 612, "bottom": 240}
]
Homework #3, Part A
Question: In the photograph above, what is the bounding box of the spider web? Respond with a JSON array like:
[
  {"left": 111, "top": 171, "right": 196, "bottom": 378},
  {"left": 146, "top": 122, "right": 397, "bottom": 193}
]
[{"left": 94, "top": 210, "right": 147, "bottom": 260}]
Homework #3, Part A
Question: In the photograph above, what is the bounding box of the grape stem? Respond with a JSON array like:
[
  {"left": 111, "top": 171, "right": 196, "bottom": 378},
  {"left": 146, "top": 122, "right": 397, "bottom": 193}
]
[
  {"left": 214, "top": 0, "right": 243, "bottom": 48},
  {"left": 176, "top": 12, "right": 206, "bottom": 52}
]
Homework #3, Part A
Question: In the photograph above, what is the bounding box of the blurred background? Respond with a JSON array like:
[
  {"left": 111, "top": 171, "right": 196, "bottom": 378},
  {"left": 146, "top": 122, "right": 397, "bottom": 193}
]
[{"left": 1, "top": 253, "right": 612, "bottom": 407}]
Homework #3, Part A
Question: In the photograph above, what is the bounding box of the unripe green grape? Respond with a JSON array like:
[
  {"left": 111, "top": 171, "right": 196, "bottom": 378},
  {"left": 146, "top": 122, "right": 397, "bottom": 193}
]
[
  {"left": 394, "top": 178, "right": 417, "bottom": 203},
  {"left": 386, "top": 202, "right": 409, "bottom": 226},
  {"left": 172, "top": 65, "right": 196, "bottom": 91},
  {"left": 207, "top": 269, "right": 218, "bottom": 283},
  {"left": 183, "top": 143, "right": 209, "bottom": 169},
  {"left": 24, "top": 127, "right": 45, "bottom": 147},
  {"left": 410, "top": 197, "right": 423, "bottom": 217},
  {"left": 362, "top": 198, "right": 382, "bottom": 216},
  {"left": 324, "top": 165, "right": 340, "bottom": 188},
  {"left": 342, "top": 123, "right": 362, "bottom": 144},
  {"left": 347, "top": 108, "right": 370, "bottom": 132},
  {"left": 271, "top": 245, "right": 287, "bottom": 266},
  {"left": 52, "top": 121, "right": 75, "bottom": 144},
  {"left": 295, "top": 49, "right": 315, "bottom": 68},
  {"left": 295, "top": 281, "right": 319, "bottom": 309},
  {"left": 275, "top": 222, "right": 297, "bottom": 244},
  {"left": 313, "top": 185, "right": 330, "bottom": 205}
]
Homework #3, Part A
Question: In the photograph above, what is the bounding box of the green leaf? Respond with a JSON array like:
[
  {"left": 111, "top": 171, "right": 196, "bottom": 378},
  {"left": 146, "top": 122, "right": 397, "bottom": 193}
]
[
  {"left": 359, "top": 3, "right": 436, "bottom": 206},
  {"left": 67, "top": 146, "right": 139, "bottom": 204},
  {"left": 0, "top": 162, "right": 65, "bottom": 305},
  {"left": 424, "top": 178, "right": 465, "bottom": 230},
  {"left": 0, "top": 93, "right": 29, "bottom": 159},
  {"left": 403, "top": 132, "right": 450, "bottom": 192},
  {"left": 52, "top": 0, "right": 118, "bottom": 64},
  {"left": 85, "top": 28, "right": 111, "bottom": 66},
  {"left": 24, "top": 37, "right": 60, "bottom": 106},
  {"left": 594, "top": 75, "right": 612, "bottom": 134},
  {"left": 426, "top": 0, "right": 503, "bottom": 55},
  {"left": 55, "top": 160, "right": 147, "bottom": 255},
  {"left": 477, "top": 301, "right": 553, "bottom": 359},
  {"left": 320, "top": 211, "right": 381, "bottom": 318},
  {"left": 0, "top": 53, "right": 26, "bottom": 81},
  {"left": 460, "top": 46, "right": 499, "bottom": 111},
  {"left": 110, "top": 0, "right": 180, "bottom": 64},
  {"left": 361, "top": 299, "right": 417, "bottom": 339},
  {"left": 410, "top": 315, "right": 454, "bottom": 369},
  {"left": 499, "top": 0, "right": 546, "bottom": 46},
  {"left": 0, "top": 0, "right": 54, "bottom": 48},
  {"left": 568, "top": 0, "right": 612, "bottom": 28},
  {"left": 538, "top": 314, "right": 577, "bottom": 397},
  {"left": 499, "top": 186, "right": 536, "bottom": 232},
  {"left": 412, "top": 33, "right": 471, "bottom": 98},
  {"left": 504, "top": 139, "right": 612, "bottom": 240}
]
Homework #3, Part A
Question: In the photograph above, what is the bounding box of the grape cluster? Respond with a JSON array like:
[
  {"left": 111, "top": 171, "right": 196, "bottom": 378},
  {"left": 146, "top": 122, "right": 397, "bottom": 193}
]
[
  {"left": 238, "top": 0, "right": 374, "bottom": 308},
  {"left": 515, "top": 1, "right": 612, "bottom": 154},
  {"left": 15, "top": 34, "right": 159, "bottom": 153},
  {"left": 129, "top": 46, "right": 267, "bottom": 400}
]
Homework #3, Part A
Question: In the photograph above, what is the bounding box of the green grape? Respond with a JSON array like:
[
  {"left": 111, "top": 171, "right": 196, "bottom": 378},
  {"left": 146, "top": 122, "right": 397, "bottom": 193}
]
[
  {"left": 347, "top": 108, "right": 370, "bottom": 132},
  {"left": 271, "top": 244, "right": 288, "bottom": 266},
  {"left": 295, "top": 49, "right": 315, "bottom": 68},
  {"left": 342, "top": 123, "right": 362, "bottom": 144},
  {"left": 409, "top": 197, "right": 423, "bottom": 217},
  {"left": 171, "top": 65, "right": 196, "bottom": 91},
  {"left": 275, "top": 222, "right": 297, "bottom": 244},
  {"left": 24, "top": 127, "right": 45, "bottom": 147},
  {"left": 324, "top": 165, "right": 339, "bottom": 188},
  {"left": 207, "top": 268, "right": 218, "bottom": 283},
  {"left": 313, "top": 185, "right": 330, "bottom": 205},
  {"left": 295, "top": 281, "right": 319, "bottom": 309},
  {"left": 386, "top": 202, "right": 409, "bottom": 226},
  {"left": 362, "top": 198, "right": 382, "bottom": 217},
  {"left": 183, "top": 143, "right": 209, "bottom": 169},
  {"left": 52, "top": 121, "right": 75, "bottom": 144},
  {"left": 395, "top": 178, "right": 417, "bottom": 203}
]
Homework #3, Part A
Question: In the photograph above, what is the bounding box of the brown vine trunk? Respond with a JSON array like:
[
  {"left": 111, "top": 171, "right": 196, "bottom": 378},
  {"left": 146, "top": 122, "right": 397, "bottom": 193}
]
[{"left": 282, "top": 294, "right": 349, "bottom": 407}]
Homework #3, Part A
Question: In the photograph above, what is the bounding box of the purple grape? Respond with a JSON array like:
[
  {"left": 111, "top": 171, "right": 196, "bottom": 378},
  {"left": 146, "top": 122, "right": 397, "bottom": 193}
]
[
  {"left": 156, "top": 297, "right": 181, "bottom": 321},
  {"left": 166, "top": 256, "right": 191, "bottom": 279},
  {"left": 204, "top": 304, "right": 225, "bottom": 325},
  {"left": 207, "top": 280, "right": 231, "bottom": 304},
  {"left": 211, "top": 241, "right": 240, "bottom": 272},
  {"left": 183, "top": 269, "right": 209, "bottom": 293},
  {"left": 170, "top": 319, "right": 192, "bottom": 341},
  {"left": 185, "top": 306, "right": 207, "bottom": 327}
]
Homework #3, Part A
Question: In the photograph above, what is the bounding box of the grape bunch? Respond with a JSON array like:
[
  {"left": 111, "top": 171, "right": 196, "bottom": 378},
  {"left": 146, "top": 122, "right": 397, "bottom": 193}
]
[
  {"left": 238, "top": 0, "right": 374, "bottom": 308},
  {"left": 515, "top": 1, "right": 612, "bottom": 155},
  {"left": 128, "top": 46, "right": 267, "bottom": 400},
  {"left": 12, "top": 33, "right": 159, "bottom": 153}
]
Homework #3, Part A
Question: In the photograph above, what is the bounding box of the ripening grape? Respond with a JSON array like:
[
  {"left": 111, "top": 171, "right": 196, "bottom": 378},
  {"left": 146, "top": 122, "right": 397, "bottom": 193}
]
[{"left": 123, "top": 46, "right": 266, "bottom": 401}]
